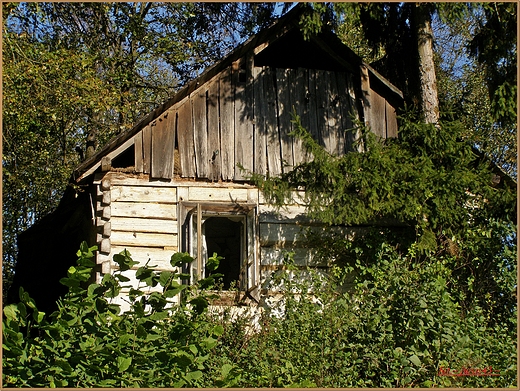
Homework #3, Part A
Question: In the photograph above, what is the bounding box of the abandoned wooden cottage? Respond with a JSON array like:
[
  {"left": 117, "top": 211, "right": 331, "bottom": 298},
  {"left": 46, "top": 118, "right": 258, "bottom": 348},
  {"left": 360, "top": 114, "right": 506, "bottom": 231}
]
[{"left": 10, "top": 6, "right": 404, "bottom": 312}]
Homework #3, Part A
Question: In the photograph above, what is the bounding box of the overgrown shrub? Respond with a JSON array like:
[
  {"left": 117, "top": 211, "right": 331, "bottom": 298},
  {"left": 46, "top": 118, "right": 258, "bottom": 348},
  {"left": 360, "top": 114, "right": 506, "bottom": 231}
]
[
  {"left": 3, "top": 242, "right": 516, "bottom": 387},
  {"left": 203, "top": 243, "right": 516, "bottom": 388},
  {"left": 3, "top": 244, "right": 231, "bottom": 387}
]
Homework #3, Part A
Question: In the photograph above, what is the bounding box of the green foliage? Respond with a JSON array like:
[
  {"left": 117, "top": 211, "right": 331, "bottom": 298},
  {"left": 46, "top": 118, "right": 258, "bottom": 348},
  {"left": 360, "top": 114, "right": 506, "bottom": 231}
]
[
  {"left": 3, "top": 241, "right": 516, "bottom": 387},
  {"left": 434, "top": 4, "right": 517, "bottom": 178},
  {"left": 250, "top": 110, "right": 516, "bottom": 342},
  {"left": 203, "top": 249, "right": 516, "bottom": 388},
  {"left": 254, "top": 112, "right": 515, "bottom": 233},
  {"left": 318, "top": 2, "right": 516, "bottom": 176},
  {"left": 2, "top": 243, "right": 235, "bottom": 388},
  {"left": 467, "top": 2, "right": 517, "bottom": 130},
  {"left": 2, "top": 1, "right": 279, "bottom": 298}
]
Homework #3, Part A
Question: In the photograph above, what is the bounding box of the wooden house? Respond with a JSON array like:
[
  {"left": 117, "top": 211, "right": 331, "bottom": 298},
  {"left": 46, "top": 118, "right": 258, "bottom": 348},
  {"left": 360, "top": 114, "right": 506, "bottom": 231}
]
[{"left": 10, "top": 6, "right": 404, "bottom": 312}]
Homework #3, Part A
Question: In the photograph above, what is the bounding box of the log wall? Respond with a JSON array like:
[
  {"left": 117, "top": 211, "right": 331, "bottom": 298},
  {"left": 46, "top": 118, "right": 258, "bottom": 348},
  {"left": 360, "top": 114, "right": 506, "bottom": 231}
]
[{"left": 94, "top": 172, "right": 359, "bottom": 297}]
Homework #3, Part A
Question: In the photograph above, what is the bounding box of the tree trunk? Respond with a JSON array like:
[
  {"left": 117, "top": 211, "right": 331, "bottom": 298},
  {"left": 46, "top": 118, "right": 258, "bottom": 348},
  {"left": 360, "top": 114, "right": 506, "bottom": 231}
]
[{"left": 414, "top": 4, "right": 440, "bottom": 125}]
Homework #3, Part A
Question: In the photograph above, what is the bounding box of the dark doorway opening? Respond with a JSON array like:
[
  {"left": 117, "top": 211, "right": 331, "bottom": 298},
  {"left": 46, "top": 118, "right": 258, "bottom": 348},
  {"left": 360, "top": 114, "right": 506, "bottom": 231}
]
[{"left": 204, "top": 217, "right": 243, "bottom": 289}]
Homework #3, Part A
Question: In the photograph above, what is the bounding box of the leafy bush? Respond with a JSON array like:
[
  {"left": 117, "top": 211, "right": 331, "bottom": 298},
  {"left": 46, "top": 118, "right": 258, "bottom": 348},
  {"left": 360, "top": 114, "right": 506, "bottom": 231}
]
[
  {"left": 3, "top": 242, "right": 516, "bottom": 387},
  {"left": 3, "top": 243, "right": 232, "bottom": 387},
  {"left": 203, "top": 243, "right": 516, "bottom": 388}
]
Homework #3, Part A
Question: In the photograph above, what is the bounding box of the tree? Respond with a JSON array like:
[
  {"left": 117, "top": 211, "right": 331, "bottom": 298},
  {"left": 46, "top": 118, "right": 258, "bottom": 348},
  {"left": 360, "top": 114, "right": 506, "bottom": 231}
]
[
  {"left": 2, "top": 28, "right": 115, "bottom": 295},
  {"left": 468, "top": 2, "right": 517, "bottom": 130},
  {"left": 318, "top": 2, "right": 516, "bottom": 174}
]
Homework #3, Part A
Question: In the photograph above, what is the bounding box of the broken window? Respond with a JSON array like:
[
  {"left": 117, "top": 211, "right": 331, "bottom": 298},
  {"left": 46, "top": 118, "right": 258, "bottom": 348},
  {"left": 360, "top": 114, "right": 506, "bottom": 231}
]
[{"left": 179, "top": 202, "right": 258, "bottom": 292}]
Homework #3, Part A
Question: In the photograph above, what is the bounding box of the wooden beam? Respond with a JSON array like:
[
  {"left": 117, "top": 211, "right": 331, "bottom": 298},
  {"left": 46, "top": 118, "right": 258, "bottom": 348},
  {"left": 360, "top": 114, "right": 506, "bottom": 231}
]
[
  {"left": 75, "top": 137, "right": 135, "bottom": 182},
  {"left": 196, "top": 203, "right": 202, "bottom": 280},
  {"left": 134, "top": 132, "right": 143, "bottom": 173},
  {"left": 142, "top": 124, "right": 152, "bottom": 174},
  {"left": 177, "top": 98, "right": 196, "bottom": 178}
]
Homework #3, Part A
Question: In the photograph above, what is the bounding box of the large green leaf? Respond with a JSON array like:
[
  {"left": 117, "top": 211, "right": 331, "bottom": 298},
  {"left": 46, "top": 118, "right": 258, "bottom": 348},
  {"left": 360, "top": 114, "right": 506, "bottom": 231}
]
[{"left": 117, "top": 356, "right": 132, "bottom": 373}]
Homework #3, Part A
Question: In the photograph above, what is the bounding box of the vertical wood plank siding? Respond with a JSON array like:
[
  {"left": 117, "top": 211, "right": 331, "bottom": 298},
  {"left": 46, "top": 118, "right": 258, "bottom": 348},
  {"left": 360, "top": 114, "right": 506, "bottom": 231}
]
[
  {"left": 207, "top": 79, "right": 221, "bottom": 182},
  {"left": 134, "top": 132, "right": 143, "bottom": 173},
  {"left": 142, "top": 124, "right": 152, "bottom": 175},
  {"left": 291, "top": 68, "right": 310, "bottom": 165},
  {"left": 192, "top": 85, "right": 209, "bottom": 179},
  {"left": 151, "top": 111, "right": 175, "bottom": 179},
  {"left": 135, "top": 63, "right": 398, "bottom": 181},
  {"left": 276, "top": 68, "right": 295, "bottom": 173},
  {"left": 234, "top": 58, "right": 255, "bottom": 180},
  {"left": 263, "top": 67, "right": 282, "bottom": 176},
  {"left": 177, "top": 98, "right": 196, "bottom": 178},
  {"left": 253, "top": 66, "right": 267, "bottom": 176},
  {"left": 220, "top": 67, "right": 235, "bottom": 180}
]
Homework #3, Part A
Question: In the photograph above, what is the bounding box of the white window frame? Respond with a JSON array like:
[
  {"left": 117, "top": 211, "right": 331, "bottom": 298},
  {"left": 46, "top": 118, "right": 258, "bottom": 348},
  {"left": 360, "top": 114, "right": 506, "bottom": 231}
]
[{"left": 178, "top": 201, "right": 258, "bottom": 293}]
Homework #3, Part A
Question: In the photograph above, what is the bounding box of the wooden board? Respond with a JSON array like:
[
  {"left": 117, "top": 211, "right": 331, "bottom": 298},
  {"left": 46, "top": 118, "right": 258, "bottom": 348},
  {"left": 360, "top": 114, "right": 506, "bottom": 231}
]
[
  {"left": 118, "top": 270, "right": 169, "bottom": 292},
  {"left": 315, "top": 69, "right": 329, "bottom": 151},
  {"left": 369, "top": 88, "right": 387, "bottom": 139},
  {"left": 207, "top": 78, "right": 222, "bottom": 181},
  {"left": 188, "top": 186, "right": 250, "bottom": 202},
  {"left": 259, "top": 222, "right": 306, "bottom": 247},
  {"left": 260, "top": 247, "right": 319, "bottom": 266},
  {"left": 386, "top": 99, "right": 398, "bottom": 138},
  {"left": 233, "top": 58, "right": 254, "bottom": 180},
  {"left": 220, "top": 67, "right": 235, "bottom": 181},
  {"left": 177, "top": 98, "right": 196, "bottom": 178},
  {"left": 360, "top": 64, "right": 372, "bottom": 136},
  {"left": 336, "top": 72, "right": 355, "bottom": 153},
  {"left": 258, "top": 204, "right": 311, "bottom": 223},
  {"left": 247, "top": 209, "right": 258, "bottom": 288},
  {"left": 253, "top": 66, "right": 267, "bottom": 176},
  {"left": 98, "top": 245, "right": 180, "bottom": 270},
  {"left": 327, "top": 71, "right": 342, "bottom": 155},
  {"left": 346, "top": 72, "right": 363, "bottom": 152},
  {"left": 306, "top": 69, "right": 320, "bottom": 147},
  {"left": 111, "top": 185, "right": 176, "bottom": 204},
  {"left": 276, "top": 68, "right": 294, "bottom": 173},
  {"left": 111, "top": 217, "right": 178, "bottom": 234},
  {"left": 111, "top": 201, "right": 177, "bottom": 219},
  {"left": 260, "top": 222, "right": 359, "bottom": 248},
  {"left": 259, "top": 189, "right": 306, "bottom": 205},
  {"left": 192, "top": 86, "right": 209, "bottom": 178},
  {"left": 111, "top": 231, "right": 177, "bottom": 248},
  {"left": 263, "top": 67, "right": 282, "bottom": 177},
  {"left": 151, "top": 111, "right": 176, "bottom": 179},
  {"left": 142, "top": 124, "right": 152, "bottom": 174},
  {"left": 291, "top": 68, "right": 310, "bottom": 165},
  {"left": 134, "top": 132, "right": 143, "bottom": 173}
]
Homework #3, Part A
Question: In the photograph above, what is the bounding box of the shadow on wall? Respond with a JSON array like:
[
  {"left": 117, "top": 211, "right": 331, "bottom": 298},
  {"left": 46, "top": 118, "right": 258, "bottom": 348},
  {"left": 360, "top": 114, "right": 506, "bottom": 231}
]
[{"left": 7, "top": 185, "right": 95, "bottom": 315}]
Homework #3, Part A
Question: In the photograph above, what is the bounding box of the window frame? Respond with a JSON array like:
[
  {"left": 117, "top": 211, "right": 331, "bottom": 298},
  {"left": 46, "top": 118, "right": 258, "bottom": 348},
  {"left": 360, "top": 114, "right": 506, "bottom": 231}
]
[{"left": 178, "top": 201, "right": 258, "bottom": 293}]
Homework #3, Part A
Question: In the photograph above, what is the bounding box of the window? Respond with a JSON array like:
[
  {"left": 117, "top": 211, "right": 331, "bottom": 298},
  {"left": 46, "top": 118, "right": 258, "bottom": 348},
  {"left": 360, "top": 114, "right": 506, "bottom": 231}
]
[{"left": 179, "top": 202, "right": 258, "bottom": 294}]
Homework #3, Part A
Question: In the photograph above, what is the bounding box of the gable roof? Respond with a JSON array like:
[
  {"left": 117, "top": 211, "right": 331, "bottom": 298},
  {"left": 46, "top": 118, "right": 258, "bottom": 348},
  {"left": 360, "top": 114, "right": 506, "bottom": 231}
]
[{"left": 73, "top": 4, "right": 403, "bottom": 183}]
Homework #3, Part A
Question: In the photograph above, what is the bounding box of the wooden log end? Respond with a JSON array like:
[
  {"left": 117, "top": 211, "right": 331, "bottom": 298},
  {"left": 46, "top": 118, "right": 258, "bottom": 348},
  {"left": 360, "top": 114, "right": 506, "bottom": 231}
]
[
  {"left": 101, "top": 178, "right": 111, "bottom": 191},
  {"left": 101, "top": 156, "right": 112, "bottom": 172},
  {"left": 101, "top": 261, "right": 112, "bottom": 274},
  {"left": 100, "top": 238, "right": 111, "bottom": 254},
  {"left": 102, "top": 206, "right": 111, "bottom": 219},
  {"left": 102, "top": 191, "right": 111, "bottom": 205},
  {"left": 103, "top": 221, "right": 111, "bottom": 237}
]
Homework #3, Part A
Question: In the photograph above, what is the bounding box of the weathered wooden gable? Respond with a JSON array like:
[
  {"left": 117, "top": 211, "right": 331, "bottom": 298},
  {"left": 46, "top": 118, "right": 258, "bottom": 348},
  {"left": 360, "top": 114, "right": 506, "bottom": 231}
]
[{"left": 134, "top": 65, "right": 367, "bottom": 182}]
